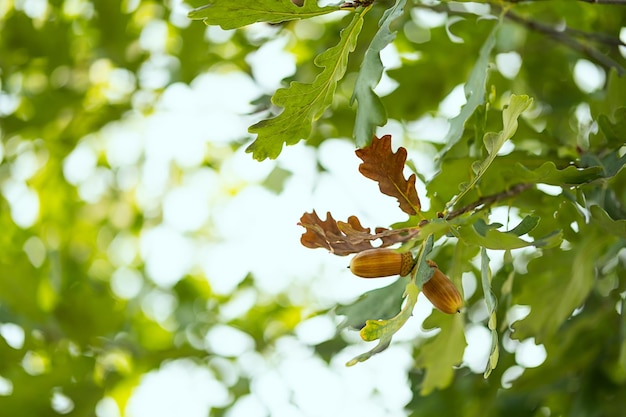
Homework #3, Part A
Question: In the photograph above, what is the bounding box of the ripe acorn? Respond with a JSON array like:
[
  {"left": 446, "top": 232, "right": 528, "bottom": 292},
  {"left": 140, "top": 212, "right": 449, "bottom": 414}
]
[
  {"left": 423, "top": 261, "right": 463, "bottom": 314},
  {"left": 349, "top": 248, "right": 415, "bottom": 278}
]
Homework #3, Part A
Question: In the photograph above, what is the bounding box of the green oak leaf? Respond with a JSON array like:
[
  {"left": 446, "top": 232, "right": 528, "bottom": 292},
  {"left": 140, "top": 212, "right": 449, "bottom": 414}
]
[
  {"left": 346, "top": 280, "right": 419, "bottom": 366},
  {"left": 447, "top": 94, "right": 533, "bottom": 210},
  {"left": 459, "top": 224, "right": 531, "bottom": 249},
  {"left": 261, "top": 166, "right": 292, "bottom": 194},
  {"left": 511, "top": 234, "right": 601, "bottom": 342},
  {"left": 439, "top": 21, "right": 499, "bottom": 158},
  {"left": 481, "top": 248, "right": 499, "bottom": 378},
  {"left": 414, "top": 234, "right": 435, "bottom": 289},
  {"left": 482, "top": 94, "right": 533, "bottom": 159},
  {"left": 618, "top": 297, "right": 626, "bottom": 383},
  {"left": 581, "top": 149, "right": 626, "bottom": 179},
  {"left": 473, "top": 218, "right": 503, "bottom": 237},
  {"left": 246, "top": 12, "right": 364, "bottom": 160},
  {"left": 590, "top": 205, "right": 626, "bottom": 238},
  {"left": 351, "top": 0, "right": 406, "bottom": 148},
  {"left": 335, "top": 276, "right": 408, "bottom": 331},
  {"left": 474, "top": 216, "right": 540, "bottom": 238},
  {"left": 415, "top": 312, "right": 466, "bottom": 395},
  {"left": 597, "top": 107, "right": 626, "bottom": 146},
  {"left": 512, "top": 305, "right": 614, "bottom": 390},
  {"left": 456, "top": 215, "right": 561, "bottom": 250},
  {"left": 429, "top": 154, "right": 604, "bottom": 209},
  {"left": 187, "top": 0, "right": 339, "bottom": 29},
  {"left": 511, "top": 161, "right": 604, "bottom": 185}
]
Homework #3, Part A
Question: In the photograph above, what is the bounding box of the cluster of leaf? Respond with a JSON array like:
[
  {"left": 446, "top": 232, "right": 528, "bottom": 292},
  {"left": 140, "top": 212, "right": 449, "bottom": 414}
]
[
  {"left": 301, "top": 105, "right": 626, "bottom": 405},
  {"left": 299, "top": 134, "right": 433, "bottom": 365},
  {"left": 187, "top": 0, "right": 626, "bottom": 409},
  {"left": 188, "top": 0, "right": 404, "bottom": 159},
  {"left": 298, "top": 99, "right": 546, "bottom": 376}
]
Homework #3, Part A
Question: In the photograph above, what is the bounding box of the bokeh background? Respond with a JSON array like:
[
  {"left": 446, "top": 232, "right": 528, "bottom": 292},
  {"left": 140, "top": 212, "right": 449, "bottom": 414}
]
[{"left": 1, "top": 0, "right": 624, "bottom": 416}]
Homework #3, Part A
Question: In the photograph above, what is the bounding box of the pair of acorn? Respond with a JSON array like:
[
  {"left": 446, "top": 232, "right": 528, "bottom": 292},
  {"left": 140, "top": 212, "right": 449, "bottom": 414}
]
[{"left": 349, "top": 248, "right": 463, "bottom": 314}]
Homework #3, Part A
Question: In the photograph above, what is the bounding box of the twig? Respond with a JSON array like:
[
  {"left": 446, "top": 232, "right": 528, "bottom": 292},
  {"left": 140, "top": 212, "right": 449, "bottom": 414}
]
[
  {"left": 446, "top": 183, "right": 533, "bottom": 220},
  {"left": 568, "top": 0, "right": 626, "bottom": 3},
  {"left": 564, "top": 26, "right": 626, "bottom": 47},
  {"left": 412, "top": 2, "right": 626, "bottom": 75},
  {"left": 504, "top": 0, "right": 626, "bottom": 3},
  {"left": 503, "top": 10, "right": 626, "bottom": 76}
]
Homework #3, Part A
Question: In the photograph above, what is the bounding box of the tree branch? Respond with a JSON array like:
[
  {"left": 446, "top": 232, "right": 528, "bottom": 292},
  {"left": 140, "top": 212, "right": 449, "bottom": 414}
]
[
  {"left": 446, "top": 183, "right": 534, "bottom": 220},
  {"left": 411, "top": 2, "right": 626, "bottom": 74},
  {"left": 566, "top": 0, "right": 626, "bottom": 3},
  {"left": 563, "top": 26, "right": 626, "bottom": 48},
  {"left": 503, "top": 10, "right": 626, "bottom": 76},
  {"left": 503, "top": 0, "right": 626, "bottom": 3}
]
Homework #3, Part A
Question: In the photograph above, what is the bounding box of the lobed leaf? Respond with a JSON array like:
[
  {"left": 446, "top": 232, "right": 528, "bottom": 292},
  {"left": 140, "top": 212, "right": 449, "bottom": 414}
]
[
  {"left": 474, "top": 215, "right": 539, "bottom": 237},
  {"left": 414, "top": 234, "right": 435, "bottom": 289},
  {"left": 486, "top": 94, "right": 534, "bottom": 155},
  {"left": 472, "top": 218, "right": 503, "bottom": 236},
  {"left": 415, "top": 312, "right": 466, "bottom": 395},
  {"left": 346, "top": 280, "right": 419, "bottom": 366},
  {"left": 618, "top": 297, "right": 626, "bottom": 383},
  {"left": 187, "top": 0, "right": 339, "bottom": 29},
  {"left": 479, "top": 95, "right": 533, "bottom": 168},
  {"left": 336, "top": 277, "right": 408, "bottom": 331},
  {"left": 590, "top": 205, "right": 626, "bottom": 238},
  {"left": 460, "top": 226, "right": 531, "bottom": 250},
  {"left": 481, "top": 248, "right": 499, "bottom": 378},
  {"left": 581, "top": 148, "right": 626, "bottom": 179},
  {"left": 456, "top": 216, "right": 562, "bottom": 250},
  {"left": 597, "top": 108, "right": 626, "bottom": 147},
  {"left": 511, "top": 234, "right": 601, "bottom": 342},
  {"left": 446, "top": 95, "right": 533, "bottom": 211},
  {"left": 511, "top": 161, "right": 604, "bottom": 185},
  {"left": 298, "top": 211, "right": 419, "bottom": 255},
  {"left": 246, "top": 12, "right": 364, "bottom": 160},
  {"left": 351, "top": 0, "right": 406, "bottom": 147},
  {"left": 429, "top": 154, "right": 605, "bottom": 210},
  {"left": 439, "top": 21, "right": 500, "bottom": 159},
  {"left": 355, "top": 135, "right": 421, "bottom": 215},
  {"left": 512, "top": 305, "right": 618, "bottom": 391}
]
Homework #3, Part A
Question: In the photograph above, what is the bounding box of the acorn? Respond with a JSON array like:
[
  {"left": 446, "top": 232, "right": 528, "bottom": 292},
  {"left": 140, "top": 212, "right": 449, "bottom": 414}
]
[
  {"left": 422, "top": 261, "right": 463, "bottom": 314},
  {"left": 349, "top": 248, "right": 415, "bottom": 278}
]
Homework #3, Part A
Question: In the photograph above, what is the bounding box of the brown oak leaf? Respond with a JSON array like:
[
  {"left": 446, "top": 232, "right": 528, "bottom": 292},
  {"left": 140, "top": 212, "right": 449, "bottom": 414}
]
[
  {"left": 355, "top": 135, "right": 421, "bottom": 216},
  {"left": 298, "top": 211, "right": 419, "bottom": 255}
]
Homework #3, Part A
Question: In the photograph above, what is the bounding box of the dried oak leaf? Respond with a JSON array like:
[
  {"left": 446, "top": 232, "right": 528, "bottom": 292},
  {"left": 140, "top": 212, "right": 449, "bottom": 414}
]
[
  {"left": 355, "top": 135, "right": 421, "bottom": 216},
  {"left": 298, "top": 211, "right": 419, "bottom": 255}
]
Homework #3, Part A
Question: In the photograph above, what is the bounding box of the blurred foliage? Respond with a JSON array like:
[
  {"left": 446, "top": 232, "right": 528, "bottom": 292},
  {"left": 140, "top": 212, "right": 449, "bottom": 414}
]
[{"left": 1, "top": 0, "right": 626, "bottom": 416}]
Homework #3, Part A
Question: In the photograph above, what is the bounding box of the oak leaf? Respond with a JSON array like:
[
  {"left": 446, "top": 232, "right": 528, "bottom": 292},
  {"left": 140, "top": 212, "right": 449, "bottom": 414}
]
[
  {"left": 355, "top": 135, "right": 421, "bottom": 215},
  {"left": 298, "top": 211, "right": 418, "bottom": 255}
]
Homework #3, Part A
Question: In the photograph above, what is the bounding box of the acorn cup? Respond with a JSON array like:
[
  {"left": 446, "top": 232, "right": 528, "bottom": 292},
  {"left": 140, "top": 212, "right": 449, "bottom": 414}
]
[
  {"left": 423, "top": 261, "right": 463, "bottom": 314},
  {"left": 349, "top": 248, "right": 415, "bottom": 278}
]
